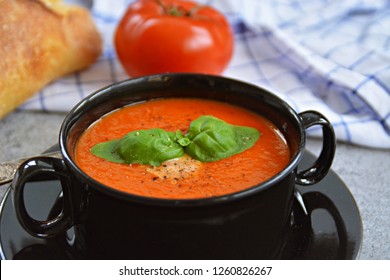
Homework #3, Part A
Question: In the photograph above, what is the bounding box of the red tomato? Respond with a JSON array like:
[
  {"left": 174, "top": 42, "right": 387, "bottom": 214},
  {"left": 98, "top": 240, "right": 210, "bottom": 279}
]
[{"left": 114, "top": 0, "right": 234, "bottom": 77}]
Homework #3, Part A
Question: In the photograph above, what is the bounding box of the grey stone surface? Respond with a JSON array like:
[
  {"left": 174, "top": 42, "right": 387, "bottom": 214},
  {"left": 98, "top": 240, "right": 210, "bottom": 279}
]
[
  {"left": 1, "top": 111, "right": 389, "bottom": 259},
  {"left": 305, "top": 138, "right": 390, "bottom": 260}
]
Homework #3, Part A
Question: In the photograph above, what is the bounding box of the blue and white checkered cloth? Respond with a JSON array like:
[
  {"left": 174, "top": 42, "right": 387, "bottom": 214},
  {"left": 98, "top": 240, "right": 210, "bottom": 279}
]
[{"left": 20, "top": 0, "right": 390, "bottom": 149}]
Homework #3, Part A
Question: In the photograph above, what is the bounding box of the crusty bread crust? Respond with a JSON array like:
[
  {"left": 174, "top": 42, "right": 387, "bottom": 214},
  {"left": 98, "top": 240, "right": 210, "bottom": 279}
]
[{"left": 0, "top": 0, "right": 102, "bottom": 118}]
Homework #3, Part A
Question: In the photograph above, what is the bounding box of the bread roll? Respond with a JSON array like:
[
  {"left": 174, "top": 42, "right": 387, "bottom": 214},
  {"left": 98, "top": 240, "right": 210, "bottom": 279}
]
[{"left": 0, "top": 0, "right": 102, "bottom": 118}]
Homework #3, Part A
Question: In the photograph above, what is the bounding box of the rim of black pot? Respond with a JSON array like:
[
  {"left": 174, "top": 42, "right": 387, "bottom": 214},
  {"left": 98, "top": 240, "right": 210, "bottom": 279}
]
[{"left": 59, "top": 73, "right": 306, "bottom": 207}]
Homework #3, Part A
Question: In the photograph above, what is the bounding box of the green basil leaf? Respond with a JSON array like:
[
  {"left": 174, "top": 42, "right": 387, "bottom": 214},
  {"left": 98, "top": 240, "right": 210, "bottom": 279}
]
[
  {"left": 185, "top": 115, "right": 260, "bottom": 162},
  {"left": 90, "top": 139, "right": 124, "bottom": 163},
  {"left": 175, "top": 130, "right": 191, "bottom": 147},
  {"left": 117, "top": 128, "right": 184, "bottom": 166},
  {"left": 90, "top": 115, "right": 260, "bottom": 166}
]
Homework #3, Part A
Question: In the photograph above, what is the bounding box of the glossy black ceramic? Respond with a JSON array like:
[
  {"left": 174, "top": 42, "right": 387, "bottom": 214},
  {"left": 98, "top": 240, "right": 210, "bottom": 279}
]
[
  {"left": 11, "top": 74, "right": 336, "bottom": 259},
  {"left": 0, "top": 149, "right": 362, "bottom": 260}
]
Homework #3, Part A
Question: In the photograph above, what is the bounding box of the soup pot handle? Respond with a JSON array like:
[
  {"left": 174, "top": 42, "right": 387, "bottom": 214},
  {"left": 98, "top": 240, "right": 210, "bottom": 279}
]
[
  {"left": 12, "top": 156, "right": 74, "bottom": 238},
  {"left": 297, "top": 111, "right": 336, "bottom": 185}
]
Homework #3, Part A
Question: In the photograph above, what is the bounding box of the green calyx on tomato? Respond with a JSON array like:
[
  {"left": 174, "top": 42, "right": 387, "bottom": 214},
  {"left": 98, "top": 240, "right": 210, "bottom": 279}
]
[
  {"left": 90, "top": 115, "right": 260, "bottom": 166},
  {"left": 114, "top": 0, "right": 234, "bottom": 77},
  {"left": 156, "top": 0, "right": 204, "bottom": 17}
]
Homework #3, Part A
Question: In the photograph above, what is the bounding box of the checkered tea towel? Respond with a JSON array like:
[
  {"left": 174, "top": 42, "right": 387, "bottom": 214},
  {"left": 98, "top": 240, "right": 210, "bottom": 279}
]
[{"left": 19, "top": 0, "right": 390, "bottom": 149}]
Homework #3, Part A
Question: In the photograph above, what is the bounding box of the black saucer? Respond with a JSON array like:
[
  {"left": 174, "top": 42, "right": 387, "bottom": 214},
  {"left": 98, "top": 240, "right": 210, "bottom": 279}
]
[{"left": 0, "top": 148, "right": 362, "bottom": 260}]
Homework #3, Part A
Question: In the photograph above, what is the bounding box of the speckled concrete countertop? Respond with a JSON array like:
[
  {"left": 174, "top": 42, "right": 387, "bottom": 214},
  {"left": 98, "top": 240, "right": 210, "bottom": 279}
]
[{"left": 1, "top": 111, "right": 389, "bottom": 259}]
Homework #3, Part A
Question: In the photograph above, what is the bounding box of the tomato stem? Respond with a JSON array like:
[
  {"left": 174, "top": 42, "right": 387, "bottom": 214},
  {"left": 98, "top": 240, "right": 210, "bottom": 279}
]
[
  {"left": 187, "top": 5, "right": 207, "bottom": 17},
  {"left": 156, "top": 0, "right": 169, "bottom": 14},
  {"left": 156, "top": 0, "right": 205, "bottom": 17}
]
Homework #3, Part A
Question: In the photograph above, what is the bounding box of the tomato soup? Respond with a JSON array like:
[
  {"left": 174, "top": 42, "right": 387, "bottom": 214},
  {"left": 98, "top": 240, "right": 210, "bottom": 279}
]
[{"left": 74, "top": 98, "right": 290, "bottom": 199}]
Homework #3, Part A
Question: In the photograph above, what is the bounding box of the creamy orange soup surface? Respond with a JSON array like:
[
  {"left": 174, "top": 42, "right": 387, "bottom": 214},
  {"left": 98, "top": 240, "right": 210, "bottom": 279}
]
[{"left": 74, "top": 98, "right": 290, "bottom": 199}]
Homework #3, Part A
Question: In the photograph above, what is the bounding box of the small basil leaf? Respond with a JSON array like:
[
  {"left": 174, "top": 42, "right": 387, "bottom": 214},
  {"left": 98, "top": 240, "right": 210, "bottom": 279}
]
[
  {"left": 175, "top": 130, "right": 191, "bottom": 147},
  {"left": 90, "top": 139, "right": 124, "bottom": 163},
  {"left": 185, "top": 115, "right": 260, "bottom": 162},
  {"left": 117, "top": 128, "right": 184, "bottom": 166}
]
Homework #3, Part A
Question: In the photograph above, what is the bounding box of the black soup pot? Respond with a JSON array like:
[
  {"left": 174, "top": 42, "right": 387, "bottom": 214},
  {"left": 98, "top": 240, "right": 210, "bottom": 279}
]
[{"left": 12, "top": 74, "right": 336, "bottom": 259}]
